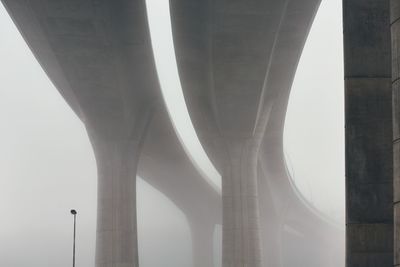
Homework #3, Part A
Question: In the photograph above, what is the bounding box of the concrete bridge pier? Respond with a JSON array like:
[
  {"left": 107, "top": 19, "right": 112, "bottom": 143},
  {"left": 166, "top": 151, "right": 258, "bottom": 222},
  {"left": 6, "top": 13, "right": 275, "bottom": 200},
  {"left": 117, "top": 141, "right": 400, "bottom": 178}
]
[
  {"left": 87, "top": 114, "right": 152, "bottom": 267},
  {"left": 92, "top": 138, "right": 139, "bottom": 267},
  {"left": 90, "top": 137, "right": 140, "bottom": 267},
  {"left": 221, "top": 139, "right": 262, "bottom": 267}
]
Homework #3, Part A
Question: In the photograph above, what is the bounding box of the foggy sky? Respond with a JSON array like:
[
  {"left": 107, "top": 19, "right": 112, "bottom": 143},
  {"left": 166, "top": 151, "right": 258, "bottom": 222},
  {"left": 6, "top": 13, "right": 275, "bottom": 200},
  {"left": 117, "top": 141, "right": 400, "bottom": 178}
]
[
  {"left": 284, "top": 0, "right": 344, "bottom": 223},
  {"left": 0, "top": 0, "right": 344, "bottom": 266}
]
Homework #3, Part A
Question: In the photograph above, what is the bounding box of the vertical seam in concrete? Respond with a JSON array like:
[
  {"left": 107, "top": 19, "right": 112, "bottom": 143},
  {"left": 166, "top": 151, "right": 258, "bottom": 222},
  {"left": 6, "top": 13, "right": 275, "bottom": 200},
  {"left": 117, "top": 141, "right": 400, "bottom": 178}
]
[{"left": 252, "top": 0, "right": 290, "bottom": 136}]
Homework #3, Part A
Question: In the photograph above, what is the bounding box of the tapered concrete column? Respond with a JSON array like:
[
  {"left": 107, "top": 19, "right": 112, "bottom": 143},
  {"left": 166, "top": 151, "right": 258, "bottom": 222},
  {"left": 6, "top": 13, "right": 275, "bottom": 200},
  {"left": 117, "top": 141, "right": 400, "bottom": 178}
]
[
  {"left": 189, "top": 221, "right": 215, "bottom": 267},
  {"left": 87, "top": 110, "right": 152, "bottom": 267},
  {"left": 222, "top": 139, "right": 262, "bottom": 267},
  {"left": 90, "top": 136, "right": 141, "bottom": 267},
  {"left": 258, "top": 166, "right": 283, "bottom": 267},
  {"left": 344, "top": 0, "right": 393, "bottom": 266},
  {"left": 391, "top": 1, "right": 400, "bottom": 265}
]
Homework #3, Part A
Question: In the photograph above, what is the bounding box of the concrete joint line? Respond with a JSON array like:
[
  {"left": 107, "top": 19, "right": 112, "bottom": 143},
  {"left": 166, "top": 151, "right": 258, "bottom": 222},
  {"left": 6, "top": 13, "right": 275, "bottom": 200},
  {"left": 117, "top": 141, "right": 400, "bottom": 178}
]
[
  {"left": 392, "top": 76, "right": 400, "bottom": 85},
  {"left": 391, "top": 16, "right": 400, "bottom": 26}
]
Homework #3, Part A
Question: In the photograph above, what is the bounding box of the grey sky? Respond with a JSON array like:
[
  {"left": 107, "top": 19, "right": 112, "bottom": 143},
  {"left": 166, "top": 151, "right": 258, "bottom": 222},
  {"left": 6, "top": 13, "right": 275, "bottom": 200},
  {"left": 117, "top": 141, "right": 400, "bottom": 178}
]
[
  {"left": 0, "top": 0, "right": 344, "bottom": 266},
  {"left": 285, "top": 0, "right": 344, "bottom": 223}
]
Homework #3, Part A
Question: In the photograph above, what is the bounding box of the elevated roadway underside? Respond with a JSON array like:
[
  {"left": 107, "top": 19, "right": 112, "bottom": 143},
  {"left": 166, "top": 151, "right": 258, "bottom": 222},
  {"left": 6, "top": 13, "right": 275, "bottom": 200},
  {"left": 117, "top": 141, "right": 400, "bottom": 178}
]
[{"left": 2, "top": 0, "right": 344, "bottom": 266}]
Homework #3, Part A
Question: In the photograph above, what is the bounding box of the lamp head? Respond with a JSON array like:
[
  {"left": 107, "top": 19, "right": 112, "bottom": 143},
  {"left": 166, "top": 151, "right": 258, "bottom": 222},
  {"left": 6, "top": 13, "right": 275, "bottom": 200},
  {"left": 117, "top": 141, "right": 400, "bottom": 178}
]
[{"left": 70, "top": 209, "right": 77, "bottom": 215}]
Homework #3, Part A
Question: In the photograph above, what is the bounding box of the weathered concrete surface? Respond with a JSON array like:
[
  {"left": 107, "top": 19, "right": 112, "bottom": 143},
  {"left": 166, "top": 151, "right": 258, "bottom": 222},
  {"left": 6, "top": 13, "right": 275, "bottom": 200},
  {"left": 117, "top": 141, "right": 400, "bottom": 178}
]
[
  {"left": 391, "top": 1, "right": 400, "bottom": 265},
  {"left": 344, "top": 0, "right": 393, "bottom": 266}
]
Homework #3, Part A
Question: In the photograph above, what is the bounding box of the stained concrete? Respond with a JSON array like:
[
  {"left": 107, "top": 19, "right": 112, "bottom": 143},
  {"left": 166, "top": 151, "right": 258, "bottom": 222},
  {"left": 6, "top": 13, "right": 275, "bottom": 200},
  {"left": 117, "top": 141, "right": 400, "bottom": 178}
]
[
  {"left": 343, "top": 0, "right": 393, "bottom": 266},
  {"left": 391, "top": 1, "right": 400, "bottom": 265}
]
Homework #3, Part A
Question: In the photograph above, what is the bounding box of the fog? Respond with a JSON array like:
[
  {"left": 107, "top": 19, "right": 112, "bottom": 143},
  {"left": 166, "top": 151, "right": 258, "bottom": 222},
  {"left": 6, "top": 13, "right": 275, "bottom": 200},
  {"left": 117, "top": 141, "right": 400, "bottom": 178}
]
[
  {"left": 0, "top": 0, "right": 344, "bottom": 266},
  {"left": 285, "top": 0, "right": 344, "bottom": 223}
]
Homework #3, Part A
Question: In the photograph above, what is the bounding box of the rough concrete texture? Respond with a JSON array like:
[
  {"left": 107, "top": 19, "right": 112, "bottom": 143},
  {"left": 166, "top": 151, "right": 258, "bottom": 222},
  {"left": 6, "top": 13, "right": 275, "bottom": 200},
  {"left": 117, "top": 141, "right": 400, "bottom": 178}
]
[
  {"left": 392, "top": 0, "right": 400, "bottom": 265},
  {"left": 344, "top": 0, "right": 393, "bottom": 266}
]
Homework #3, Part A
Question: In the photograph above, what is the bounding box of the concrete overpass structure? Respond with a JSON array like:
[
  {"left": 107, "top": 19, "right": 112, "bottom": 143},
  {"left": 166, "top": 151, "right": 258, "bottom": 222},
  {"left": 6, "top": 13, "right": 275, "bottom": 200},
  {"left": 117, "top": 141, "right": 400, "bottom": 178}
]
[
  {"left": 169, "top": 0, "right": 343, "bottom": 266},
  {"left": 3, "top": 0, "right": 344, "bottom": 266}
]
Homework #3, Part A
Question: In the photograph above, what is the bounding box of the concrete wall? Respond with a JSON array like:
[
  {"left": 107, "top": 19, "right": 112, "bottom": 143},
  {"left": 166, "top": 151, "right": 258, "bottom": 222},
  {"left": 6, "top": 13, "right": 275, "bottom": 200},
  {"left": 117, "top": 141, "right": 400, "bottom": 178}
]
[
  {"left": 391, "top": 0, "right": 400, "bottom": 265},
  {"left": 343, "top": 0, "right": 393, "bottom": 266}
]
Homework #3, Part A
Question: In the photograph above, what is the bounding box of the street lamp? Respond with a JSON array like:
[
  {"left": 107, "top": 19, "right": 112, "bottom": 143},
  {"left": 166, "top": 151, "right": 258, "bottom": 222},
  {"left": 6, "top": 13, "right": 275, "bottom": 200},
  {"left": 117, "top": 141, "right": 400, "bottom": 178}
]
[{"left": 70, "top": 209, "right": 77, "bottom": 267}]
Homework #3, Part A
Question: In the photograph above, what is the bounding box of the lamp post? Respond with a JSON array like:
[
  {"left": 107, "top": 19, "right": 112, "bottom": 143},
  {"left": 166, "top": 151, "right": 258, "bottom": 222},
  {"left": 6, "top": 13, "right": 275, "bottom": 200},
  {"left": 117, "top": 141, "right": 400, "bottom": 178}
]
[{"left": 70, "top": 209, "right": 77, "bottom": 267}]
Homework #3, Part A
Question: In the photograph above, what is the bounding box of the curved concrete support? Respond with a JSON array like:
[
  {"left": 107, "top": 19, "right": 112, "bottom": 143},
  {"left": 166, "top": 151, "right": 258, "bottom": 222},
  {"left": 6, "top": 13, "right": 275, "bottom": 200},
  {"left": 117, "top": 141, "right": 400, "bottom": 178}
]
[
  {"left": 138, "top": 107, "right": 221, "bottom": 225},
  {"left": 86, "top": 106, "right": 153, "bottom": 266},
  {"left": 253, "top": 0, "right": 345, "bottom": 265},
  {"left": 0, "top": 1, "right": 163, "bottom": 265},
  {"left": 0, "top": 0, "right": 83, "bottom": 119},
  {"left": 263, "top": 223, "right": 282, "bottom": 267},
  {"left": 222, "top": 140, "right": 262, "bottom": 266},
  {"left": 2, "top": 3, "right": 223, "bottom": 265},
  {"left": 259, "top": 112, "right": 345, "bottom": 267},
  {"left": 90, "top": 136, "right": 142, "bottom": 267},
  {"left": 169, "top": 0, "right": 293, "bottom": 264},
  {"left": 4, "top": 0, "right": 349, "bottom": 266}
]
